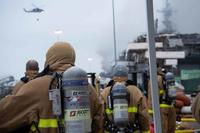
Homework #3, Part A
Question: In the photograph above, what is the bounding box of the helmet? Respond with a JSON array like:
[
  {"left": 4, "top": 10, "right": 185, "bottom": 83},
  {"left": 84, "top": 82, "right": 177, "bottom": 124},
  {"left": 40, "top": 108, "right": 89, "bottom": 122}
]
[
  {"left": 26, "top": 59, "right": 39, "bottom": 71},
  {"left": 45, "top": 42, "right": 76, "bottom": 67},
  {"left": 165, "top": 72, "right": 175, "bottom": 83},
  {"left": 112, "top": 65, "right": 128, "bottom": 78},
  {"left": 62, "top": 66, "right": 88, "bottom": 86}
]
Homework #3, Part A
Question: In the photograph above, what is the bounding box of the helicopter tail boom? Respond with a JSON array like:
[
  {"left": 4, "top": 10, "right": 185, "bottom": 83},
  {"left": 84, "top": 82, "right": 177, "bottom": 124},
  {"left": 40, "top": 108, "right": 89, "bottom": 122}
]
[{"left": 23, "top": 8, "right": 30, "bottom": 13}]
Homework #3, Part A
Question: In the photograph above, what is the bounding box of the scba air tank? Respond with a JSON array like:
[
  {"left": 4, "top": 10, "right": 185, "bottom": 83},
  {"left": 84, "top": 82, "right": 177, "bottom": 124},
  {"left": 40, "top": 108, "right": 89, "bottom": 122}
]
[
  {"left": 165, "top": 72, "right": 176, "bottom": 102},
  {"left": 62, "top": 66, "right": 91, "bottom": 133},
  {"left": 111, "top": 83, "right": 129, "bottom": 128}
]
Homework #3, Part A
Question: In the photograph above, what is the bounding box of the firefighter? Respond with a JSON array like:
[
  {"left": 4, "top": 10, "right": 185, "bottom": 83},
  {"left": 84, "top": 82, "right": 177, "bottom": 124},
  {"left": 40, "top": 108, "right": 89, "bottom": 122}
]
[
  {"left": 0, "top": 42, "right": 103, "bottom": 133},
  {"left": 12, "top": 59, "right": 39, "bottom": 95},
  {"left": 191, "top": 86, "right": 200, "bottom": 122},
  {"left": 147, "top": 66, "right": 176, "bottom": 133},
  {"left": 101, "top": 64, "right": 150, "bottom": 133}
]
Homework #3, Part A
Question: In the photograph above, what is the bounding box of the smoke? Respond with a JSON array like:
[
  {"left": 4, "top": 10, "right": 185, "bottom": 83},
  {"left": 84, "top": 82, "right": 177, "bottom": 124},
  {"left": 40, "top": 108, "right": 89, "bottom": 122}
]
[
  {"left": 96, "top": 0, "right": 200, "bottom": 76},
  {"left": 96, "top": 0, "right": 147, "bottom": 76},
  {"left": 172, "top": 0, "right": 200, "bottom": 33},
  {"left": 96, "top": 46, "right": 114, "bottom": 77},
  {"left": 158, "top": 0, "right": 176, "bottom": 33},
  {"left": 158, "top": 0, "right": 200, "bottom": 34}
]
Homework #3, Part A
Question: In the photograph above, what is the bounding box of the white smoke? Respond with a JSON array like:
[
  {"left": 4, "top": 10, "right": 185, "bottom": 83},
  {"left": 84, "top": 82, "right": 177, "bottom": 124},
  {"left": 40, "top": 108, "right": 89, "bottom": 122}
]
[
  {"left": 157, "top": 0, "right": 200, "bottom": 34},
  {"left": 96, "top": 46, "right": 114, "bottom": 76}
]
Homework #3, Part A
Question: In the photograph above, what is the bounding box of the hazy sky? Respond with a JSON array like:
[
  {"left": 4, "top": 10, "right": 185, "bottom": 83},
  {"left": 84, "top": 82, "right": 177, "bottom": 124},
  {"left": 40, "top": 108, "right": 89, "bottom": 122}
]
[{"left": 0, "top": 0, "right": 200, "bottom": 79}]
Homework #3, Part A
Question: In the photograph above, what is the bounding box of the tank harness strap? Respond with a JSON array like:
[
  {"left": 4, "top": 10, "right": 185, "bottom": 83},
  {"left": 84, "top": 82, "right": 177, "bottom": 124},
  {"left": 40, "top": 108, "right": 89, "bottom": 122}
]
[
  {"left": 30, "top": 121, "right": 41, "bottom": 132},
  {"left": 31, "top": 125, "right": 37, "bottom": 132},
  {"left": 21, "top": 76, "right": 29, "bottom": 83},
  {"left": 104, "top": 84, "right": 114, "bottom": 132}
]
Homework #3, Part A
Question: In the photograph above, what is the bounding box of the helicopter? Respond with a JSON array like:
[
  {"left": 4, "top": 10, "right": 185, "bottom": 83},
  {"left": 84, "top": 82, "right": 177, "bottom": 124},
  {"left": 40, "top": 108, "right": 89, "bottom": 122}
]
[{"left": 23, "top": 4, "right": 44, "bottom": 13}]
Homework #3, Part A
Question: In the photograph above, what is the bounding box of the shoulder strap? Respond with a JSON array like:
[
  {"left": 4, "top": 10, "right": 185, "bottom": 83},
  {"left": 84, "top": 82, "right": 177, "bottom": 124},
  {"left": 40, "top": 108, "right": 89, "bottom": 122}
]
[
  {"left": 35, "top": 65, "right": 53, "bottom": 78},
  {"left": 48, "top": 72, "right": 64, "bottom": 133},
  {"left": 125, "top": 80, "right": 135, "bottom": 86},
  {"left": 20, "top": 76, "right": 29, "bottom": 83},
  {"left": 106, "top": 80, "right": 114, "bottom": 87},
  {"left": 48, "top": 72, "right": 62, "bottom": 90}
]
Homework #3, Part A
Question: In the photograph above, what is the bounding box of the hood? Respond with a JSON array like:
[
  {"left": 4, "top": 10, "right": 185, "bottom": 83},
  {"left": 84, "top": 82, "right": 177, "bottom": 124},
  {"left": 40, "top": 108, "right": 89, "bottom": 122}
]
[
  {"left": 157, "top": 67, "right": 165, "bottom": 76},
  {"left": 26, "top": 59, "right": 39, "bottom": 71},
  {"left": 45, "top": 42, "right": 76, "bottom": 72}
]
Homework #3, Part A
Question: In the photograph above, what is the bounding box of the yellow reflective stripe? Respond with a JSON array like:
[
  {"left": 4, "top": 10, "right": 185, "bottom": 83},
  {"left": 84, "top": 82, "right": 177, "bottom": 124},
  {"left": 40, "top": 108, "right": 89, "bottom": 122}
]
[
  {"left": 134, "top": 130, "right": 149, "bottom": 133},
  {"left": 175, "top": 130, "right": 194, "bottom": 133},
  {"left": 106, "top": 129, "right": 149, "bottom": 133},
  {"left": 38, "top": 119, "right": 58, "bottom": 128},
  {"left": 106, "top": 106, "right": 138, "bottom": 114},
  {"left": 148, "top": 109, "right": 153, "bottom": 114},
  {"left": 160, "top": 104, "right": 173, "bottom": 108},
  {"left": 142, "top": 130, "right": 150, "bottom": 133},
  {"left": 106, "top": 108, "right": 113, "bottom": 114},
  {"left": 128, "top": 107, "right": 138, "bottom": 113},
  {"left": 31, "top": 124, "right": 37, "bottom": 132},
  {"left": 150, "top": 104, "right": 173, "bottom": 113},
  {"left": 159, "top": 90, "right": 165, "bottom": 95},
  {"left": 62, "top": 119, "right": 64, "bottom": 125},
  {"left": 181, "top": 118, "right": 196, "bottom": 122}
]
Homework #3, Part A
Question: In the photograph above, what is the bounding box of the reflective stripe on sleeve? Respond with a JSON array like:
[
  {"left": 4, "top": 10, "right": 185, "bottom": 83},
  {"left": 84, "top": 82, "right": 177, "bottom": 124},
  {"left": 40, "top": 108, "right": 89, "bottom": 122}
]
[
  {"left": 175, "top": 130, "right": 195, "bottom": 133},
  {"left": 106, "top": 108, "right": 113, "bottom": 114},
  {"left": 38, "top": 119, "right": 58, "bottom": 128},
  {"left": 159, "top": 90, "right": 165, "bottom": 95},
  {"left": 134, "top": 130, "right": 150, "bottom": 133},
  {"left": 142, "top": 130, "right": 150, "bottom": 133},
  {"left": 149, "top": 104, "right": 173, "bottom": 114},
  {"left": 160, "top": 104, "right": 173, "bottom": 108},
  {"left": 148, "top": 109, "right": 153, "bottom": 114},
  {"left": 128, "top": 107, "right": 138, "bottom": 113},
  {"left": 181, "top": 118, "right": 196, "bottom": 122}
]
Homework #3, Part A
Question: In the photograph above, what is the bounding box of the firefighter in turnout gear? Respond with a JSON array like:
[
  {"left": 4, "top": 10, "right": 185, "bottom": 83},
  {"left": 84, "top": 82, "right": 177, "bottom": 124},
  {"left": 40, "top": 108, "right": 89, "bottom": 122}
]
[
  {"left": 0, "top": 42, "right": 103, "bottom": 133},
  {"left": 192, "top": 86, "right": 200, "bottom": 123},
  {"left": 147, "top": 67, "right": 176, "bottom": 133},
  {"left": 101, "top": 64, "right": 150, "bottom": 133},
  {"left": 12, "top": 59, "right": 39, "bottom": 95}
]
